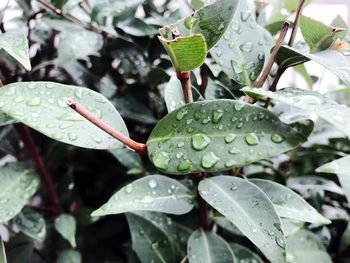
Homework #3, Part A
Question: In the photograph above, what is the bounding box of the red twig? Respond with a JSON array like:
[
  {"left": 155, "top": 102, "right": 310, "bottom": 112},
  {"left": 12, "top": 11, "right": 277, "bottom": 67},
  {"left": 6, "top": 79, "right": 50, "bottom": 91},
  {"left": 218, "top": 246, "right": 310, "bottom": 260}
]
[
  {"left": 66, "top": 98, "right": 147, "bottom": 154},
  {"left": 177, "top": 72, "right": 193, "bottom": 103}
]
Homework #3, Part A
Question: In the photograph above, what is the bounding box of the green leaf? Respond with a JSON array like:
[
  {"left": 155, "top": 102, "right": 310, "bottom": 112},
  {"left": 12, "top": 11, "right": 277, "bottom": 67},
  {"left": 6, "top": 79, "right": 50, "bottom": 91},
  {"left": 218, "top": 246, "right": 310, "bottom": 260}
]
[
  {"left": 159, "top": 0, "right": 239, "bottom": 50},
  {"left": 229, "top": 243, "right": 263, "bottom": 263},
  {"left": 0, "top": 163, "right": 40, "bottom": 223},
  {"left": 14, "top": 208, "right": 47, "bottom": 241},
  {"left": 199, "top": 176, "right": 286, "bottom": 263},
  {"left": 251, "top": 179, "right": 330, "bottom": 224},
  {"left": 0, "top": 32, "right": 31, "bottom": 71},
  {"left": 316, "top": 155, "right": 350, "bottom": 202},
  {"left": 109, "top": 148, "right": 143, "bottom": 174},
  {"left": 147, "top": 99, "right": 306, "bottom": 175},
  {"left": 187, "top": 229, "right": 235, "bottom": 263},
  {"left": 126, "top": 212, "right": 178, "bottom": 263},
  {"left": 0, "top": 237, "right": 7, "bottom": 263},
  {"left": 331, "top": 15, "right": 348, "bottom": 40},
  {"left": 210, "top": 0, "right": 266, "bottom": 86},
  {"left": 280, "top": 218, "right": 304, "bottom": 237},
  {"left": 275, "top": 43, "right": 350, "bottom": 85},
  {"left": 164, "top": 76, "right": 185, "bottom": 112},
  {"left": 4, "top": 234, "right": 33, "bottom": 263},
  {"left": 300, "top": 16, "right": 346, "bottom": 53},
  {"left": 190, "top": 0, "right": 205, "bottom": 10},
  {"left": 159, "top": 34, "right": 207, "bottom": 72},
  {"left": 212, "top": 216, "right": 243, "bottom": 236},
  {"left": 118, "top": 18, "right": 157, "bottom": 37},
  {"left": 339, "top": 223, "right": 350, "bottom": 252},
  {"left": 286, "top": 230, "right": 332, "bottom": 263},
  {"left": 0, "top": 82, "right": 128, "bottom": 149},
  {"left": 56, "top": 250, "right": 81, "bottom": 263},
  {"left": 243, "top": 87, "right": 350, "bottom": 137},
  {"left": 92, "top": 175, "right": 195, "bottom": 216},
  {"left": 55, "top": 214, "right": 77, "bottom": 247}
]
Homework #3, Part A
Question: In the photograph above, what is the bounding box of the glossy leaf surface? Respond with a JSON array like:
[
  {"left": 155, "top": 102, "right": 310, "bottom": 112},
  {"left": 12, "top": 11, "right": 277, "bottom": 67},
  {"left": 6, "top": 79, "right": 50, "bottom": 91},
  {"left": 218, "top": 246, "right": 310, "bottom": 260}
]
[
  {"left": 14, "top": 208, "right": 47, "bottom": 241},
  {"left": 56, "top": 250, "right": 81, "bottom": 263},
  {"left": 230, "top": 243, "right": 263, "bottom": 263},
  {"left": 92, "top": 175, "right": 195, "bottom": 216},
  {"left": 0, "top": 82, "right": 128, "bottom": 149},
  {"left": 147, "top": 100, "right": 306, "bottom": 175},
  {"left": 199, "top": 176, "right": 286, "bottom": 263},
  {"left": 55, "top": 214, "right": 77, "bottom": 247}
]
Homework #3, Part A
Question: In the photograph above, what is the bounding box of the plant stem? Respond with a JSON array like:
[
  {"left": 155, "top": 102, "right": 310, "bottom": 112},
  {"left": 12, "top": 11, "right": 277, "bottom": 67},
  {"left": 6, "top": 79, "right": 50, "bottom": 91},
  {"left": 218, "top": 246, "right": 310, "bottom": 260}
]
[
  {"left": 66, "top": 98, "right": 147, "bottom": 154},
  {"left": 14, "top": 124, "right": 63, "bottom": 214},
  {"left": 255, "top": 22, "right": 290, "bottom": 88},
  {"left": 195, "top": 172, "right": 212, "bottom": 231},
  {"left": 177, "top": 71, "right": 193, "bottom": 103}
]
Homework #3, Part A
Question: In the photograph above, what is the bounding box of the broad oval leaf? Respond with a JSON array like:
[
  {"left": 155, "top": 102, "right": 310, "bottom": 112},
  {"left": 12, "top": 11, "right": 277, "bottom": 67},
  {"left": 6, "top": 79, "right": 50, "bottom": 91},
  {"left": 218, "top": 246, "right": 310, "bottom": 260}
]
[
  {"left": 14, "top": 208, "right": 47, "bottom": 241},
  {"left": 91, "top": 175, "right": 195, "bottom": 216},
  {"left": 0, "top": 32, "right": 31, "bottom": 70},
  {"left": 251, "top": 179, "right": 330, "bottom": 224},
  {"left": 55, "top": 214, "right": 77, "bottom": 248},
  {"left": 159, "top": 0, "right": 239, "bottom": 50},
  {"left": 0, "top": 163, "right": 40, "bottom": 223},
  {"left": 0, "top": 237, "right": 6, "bottom": 263},
  {"left": 187, "top": 229, "right": 235, "bottom": 263},
  {"left": 198, "top": 176, "right": 286, "bottom": 263},
  {"left": 159, "top": 34, "right": 207, "bottom": 72},
  {"left": 147, "top": 99, "right": 306, "bottom": 175},
  {"left": 286, "top": 230, "right": 332, "bottom": 263},
  {"left": 243, "top": 87, "right": 350, "bottom": 137},
  {"left": 126, "top": 212, "right": 178, "bottom": 263},
  {"left": 316, "top": 155, "right": 350, "bottom": 203},
  {"left": 164, "top": 76, "right": 185, "bottom": 113},
  {"left": 0, "top": 82, "right": 128, "bottom": 149},
  {"left": 211, "top": 0, "right": 266, "bottom": 86},
  {"left": 229, "top": 243, "right": 263, "bottom": 263},
  {"left": 56, "top": 250, "right": 81, "bottom": 263}
]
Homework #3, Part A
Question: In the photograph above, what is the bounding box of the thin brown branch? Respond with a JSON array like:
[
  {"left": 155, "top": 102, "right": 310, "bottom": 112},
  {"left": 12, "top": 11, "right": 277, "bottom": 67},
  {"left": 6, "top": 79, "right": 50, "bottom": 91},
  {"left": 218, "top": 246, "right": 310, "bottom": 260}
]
[
  {"left": 177, "top": 71, "right": 193, "bottom": 103},
  {"left": 255, "top": 22, "right": 290, "bottom": 88},
  {"left": 288, "top": 0, "right": 306, "bottom": 47},
  {"left": 27, "top": 9, "right": 46, "bottom": 45},
  {"left": 78, "top": 1, "right": 91, "bottom": 15},
  {"left": 195, "top": 172, "right": 213, "bottom": 231},
  {"left": 66, "top": 98, "right": 147, "bottom": 154},
  {"left": 14, "top": 124, "right": 63, "bottom": 214},
  {"left": 180, "top": 256, "right": 188, "bottom": 263}
]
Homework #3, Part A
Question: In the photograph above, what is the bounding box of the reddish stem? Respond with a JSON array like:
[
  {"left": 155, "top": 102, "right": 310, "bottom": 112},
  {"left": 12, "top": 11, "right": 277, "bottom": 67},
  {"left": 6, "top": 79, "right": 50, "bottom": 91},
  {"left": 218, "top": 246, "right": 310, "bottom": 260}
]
[
  {"left": 177, "top": 71, "right": 193, "bottom": 103},
  {"left": 195, "top": 172, "right": 213, "bottom": 231},
  {"left": 66, "top": 98, "right": 147, "bottom": 154}
]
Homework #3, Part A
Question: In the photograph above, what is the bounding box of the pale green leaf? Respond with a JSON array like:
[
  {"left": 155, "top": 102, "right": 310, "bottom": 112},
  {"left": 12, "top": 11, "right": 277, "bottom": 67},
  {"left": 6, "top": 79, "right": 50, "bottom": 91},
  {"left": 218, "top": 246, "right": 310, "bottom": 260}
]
[
  {"left": 280, "top": 218, "right": 304, "bottom": 237},
  {"left": 56, "top": 250, "right": 81, "bottom": 263},
  {"left": 198, "top": 176, "right": 286, "bottom": 263},
  {"left": 251, "top": 179, "right": 330, "bottom": 224},
  {"left": 0, "top": 238, "right": 6, "bottom": 263},
  {"left": 118, "top": 18, "right": 157, "bottom": 37},
  {"left": 0, "top": 163, "right": 40, "bottom": 223},
  {"left": 339, "top": 223, "right": 350, "bottom": 252},
  {"left": 0, "top": 82, "right": 128, "bottom": 149},
  {"left": 0, "top": 32, "right": 31, "bottom": 70},
  {"left": 229, "top": 243, "right": 263, "bottom": 263},
  {"left": 187, "top": 229, "right": 235, "bottom": 263},
  {"left": 147, "top": 99, "right": 306, "bottom": 175},
  {"left": 164, "top": 76, "right": 185, "bottom": 113},
  {"left": 55, "top": 214, "right": 77, "bottom": 248},
  {"left": 331, "top": 15, "right": 348, "bottom": 39},
  {"left": 14, "top": 208, "right": 47, "bottom": 241},
  {"left": 243, "top": 87, "right": 350, "bottom": 137},
  {"left": 92, "top": 175, "right": 195, "bottom": 216}
]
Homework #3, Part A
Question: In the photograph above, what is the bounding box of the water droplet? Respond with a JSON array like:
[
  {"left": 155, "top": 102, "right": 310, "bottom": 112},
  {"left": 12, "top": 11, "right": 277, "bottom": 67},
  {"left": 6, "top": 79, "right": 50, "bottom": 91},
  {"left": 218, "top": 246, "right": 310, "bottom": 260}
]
[
  {"left": 275, "top": 236, "right": 285, "bottom": 249},
  {"left": 225, "top": 159, "right": 236, "bottom": 167},
  {"left": 236, "top": 122, "right": 244, "bottom": 129},
  {"left": 230, "top": 186, "right": 238, "bottom": 191},
  {"left": 67, "top": 132, "right": 78, "bottom": 141},
  {"left": 13, "top": 96, "right": 24, "bottom": 103},
  {"left": 192, "top": 133, "right": 211, "bottom": 151},
  {"left": 152, "top": 242, "right": 159, "bottom": 249},
  {"left": 258, "top": 52, "right": 264, "bottom": 61},
  {"left": 230, "top": 20, "right": 240, "bottom": 32},
  {"left": 239, "top": 42, "right": 253, "bottom": 53},
  {"left": 224, "top": 133, "right": 237, "bottom": 143},
  {"left": 271, "top": 134, "right": 284, "bottom": 143},
  {"left": 234, "top": 103, "right": 245, "bottom": 111},
  {"left": 194, "top": 110, "right": 201, "bottom": 120},
  {"left": 28, "top": 83, "right": 37, "bottom": 89},
  {"left": 52, "top": 132, "right": 63, "bottom": 140},
  {"left": 148, "top": 178, "right": 157, "bottom": 189},
  {"left": 258, "top": 112, "right": 264, "bottom": 120},
  {"left": 125, "top": 184, "right": 133, "bottom": 193},
  {"left": 201, "top": 152, "right": 220, "bottom": 169},
  {"left": 201, "top": 116, "right": 211, "bottom": 124},
  {"left": 74, "top": 88, "right": 83, "bottom": 98},
  {"left": 177, "top": 160, "right": 192, "bottom": 171},
  {"left": 26, "top": 97, "right": 41, "bottom": 106},
  {"left": 177, "top": 141, "right": 185, "bottom": 148},
  {"left": 240, "top": 11, "right": 251, "bottom": 22},
  {"left": 176, "top": 108, "right": 189, "bottom": 120},
  {"left": 212, "top": 109, "right": 223, "bottom": 123},
  {"left": 245, "top": 133, "right": 259, "bottom": 145},
  {"left": 152, "top": 152, "right": 170, "bottom": 170},
  {"left": 229, "top": 147, "right": 241, "bottom": 154}
]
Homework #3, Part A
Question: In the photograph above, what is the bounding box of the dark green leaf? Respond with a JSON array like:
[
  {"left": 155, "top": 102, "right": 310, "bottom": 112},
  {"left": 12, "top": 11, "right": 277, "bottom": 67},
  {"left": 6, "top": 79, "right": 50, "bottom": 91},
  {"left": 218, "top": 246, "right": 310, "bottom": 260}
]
[
  {"left": 147, "top": 100, "right": 306, "bottom": 175},
  {"left": 14, "top": 208, "right": 47, "bottom": 241},
  {"left": 92, "top": 175, "right": 195, "bottom": 216},
  {"left": 0, "top": 82, "right": 128, "bottom": 149},
  {"left": 187, "top": 229, "right": 235, "bottom": 263},
  {"left": 4, "top": 234, "right": 33, "bottom": 263},
  {"left": 339, "top": 223, "right": 350, "bottom": 252},
  {"left": 199, "top": 176, "right": 286, "bottom": 263},
  {"left": 55, "top": 214, "right": 77, "bottom": 247},
  {"left": 230, "top": 243, "right": 263, "bottom": 263},
  {"left": 109, "top": 148, "right": 143, "bottom": 173},
  {"left": 56, "top": 250, "right": 81, "bottom": 263},
  {"left": 212, "top": 215, "right": 243, "bottom": 236},
  {"left": 0, "top": 163, "right": 40, "bottom": 223},
  {"left": 251, "top": 179, "right": 330, "bottom": 224}
]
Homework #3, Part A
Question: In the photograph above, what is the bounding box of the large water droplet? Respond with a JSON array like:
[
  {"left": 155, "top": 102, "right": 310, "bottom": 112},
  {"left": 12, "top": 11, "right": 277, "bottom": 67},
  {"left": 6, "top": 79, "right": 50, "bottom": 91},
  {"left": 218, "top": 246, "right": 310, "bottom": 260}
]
[
  {"left": 13, "top": 96, "right": 24, "bottom": 103},
  {"left": 152, "top": 152, "right": 170, "bottom": 170},
  {"left": 74, "top": 88, "right": 83, "bottom": 99},
  {"left": 26, "top": 97, "right": 41, "bottom": 106},
  {"left": 239, "top": 42, "right": 253, "bottom": 53},
  {"left": 177, "top": 160, "right": 192, "bottom": 172},
  {"left": 245, "top": 133, "right": 259, "bottom": 145},
  {"left": 234, "top": 103, "right": 245, "bottom": 111},
  {"left": 229, "top": 147, "right": 241, "bottom": 154},
  {"left": 176, "top": 108, "right": 189, "bottom": 120},
  {"left": 212, "top": 109, "right": 223, "bottom": 123},
  {"left": 148, "top": 178, "right": 157, "bottom": 189},
  {"left": 201, "top": 152, "right": 220, "bottom": 169},
  {"left": 125, "top": 183, "right": 133, "bottom": 193},
  {"left": 225, "top": 159, "right": 236, "bottom": 167},
  {"left": 271, "top": 134, "right": 284, "bottom": 143},
  {"left": 275, "top": 236, "right": 285, "bottom": 249},
  {"left": 192, "top": 133, "right": 211, "bottom": 151},
  {"left": 67, "top": 132, "right": 78, "bottom": 141},
  {"left": 224, "top": 133, "right": 237, "bottom": 143}
]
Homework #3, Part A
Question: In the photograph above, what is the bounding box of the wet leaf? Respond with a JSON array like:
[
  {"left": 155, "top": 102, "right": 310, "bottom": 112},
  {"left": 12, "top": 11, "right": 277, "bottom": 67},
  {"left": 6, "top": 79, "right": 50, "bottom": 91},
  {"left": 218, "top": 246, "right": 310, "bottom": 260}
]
[
  {"left": 280, "top": 218, "right": 304, "bottom": 237},
  {"left": 0, "top": 163, "right": 40, "bottom": 223},
  {"left": 118, "top": 18, "right": 157, "bottom": 37},
  {"left": 212, "top": 215, "right": 243, "bottom": 236},
  {"left": 55, "top": 214, "right": 77, "bottom": 247},
  {"left": 0, "top": 82, "right": 128, "bottom": 149},
  {"left": 56, "top": 250, "right": 81, "bottom": 263},
  {"left": 211, "top": 0, "right": 266, "bottom": 86},
  {"left": 0, "top": 237, "right": 6, "bottom": 263},
  {"left": 251, "top": 179, "right": 330, "bottom": 224},
  {"left": 229, "top": 243, "right": 263, "bottom": 263},
  {"left": 286, "top": 230, "right": 331, "bottom": 263},
  {"left": 164, "top": 76, "right": 185, "bottom": 112},
  {"left": 159, "top": 0, "right": 239, "bottom": 50},
  {"left": 14, "top": 208, "right": 47, "bottom": 241},
  {"left": 243, "top": 87, "right": 350, "bottom": 137},
  {"left": 147, "top": 99, "right": 306, "bottom": 175},
  {"left": 92, "top": 175, "right": 195, "bottom": 216},
  {"left": 159, "top": 34, "right": 207, "bottom": 72},
  {"left": 187, "top": 229, "right": 235, "bottom": 263},
  {"left": 316, "top": 155, "right": 350, "bottom": 202},
  {"left": 199, "top": 176, "right": 286, "bottom": 263},
  {"left": 0, "top": 31, "right": 31, "bottom": 70}
]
